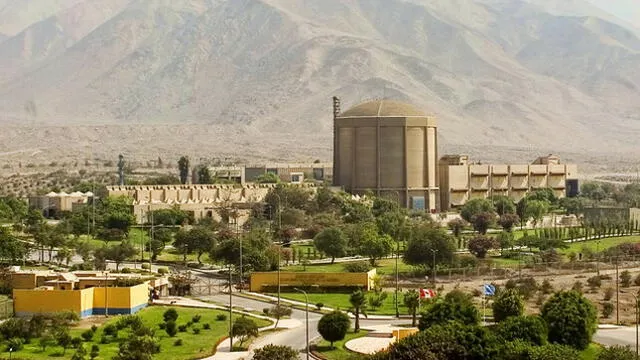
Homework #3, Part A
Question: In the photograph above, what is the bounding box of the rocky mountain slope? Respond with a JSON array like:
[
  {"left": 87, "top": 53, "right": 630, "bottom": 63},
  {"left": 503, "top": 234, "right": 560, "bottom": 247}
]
[{"left": 0, "top": 0, "right": 639, "bottom": 164}]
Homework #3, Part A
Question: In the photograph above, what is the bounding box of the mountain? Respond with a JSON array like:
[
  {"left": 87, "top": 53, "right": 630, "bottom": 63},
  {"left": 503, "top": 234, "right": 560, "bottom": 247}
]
[{"left": 1, "top": 0, "right": 639, "bottom": 163}]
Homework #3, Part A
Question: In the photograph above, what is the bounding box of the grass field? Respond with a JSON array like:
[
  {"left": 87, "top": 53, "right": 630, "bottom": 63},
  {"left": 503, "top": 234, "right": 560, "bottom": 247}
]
[
  {"left": 561, "top": 236, "right": 640, "bottom": 254},
  {"left": 313, "top": 330, "right": 369, "bottom": 360},
  {"left": 283, "top": 257, "right": 413, "bottom": 276},
  {"left": 9, "top": 306, "right": 271, "bottom": 360},
  {"left": 271, "top": 291, "right": 409, "bottom": 316}
]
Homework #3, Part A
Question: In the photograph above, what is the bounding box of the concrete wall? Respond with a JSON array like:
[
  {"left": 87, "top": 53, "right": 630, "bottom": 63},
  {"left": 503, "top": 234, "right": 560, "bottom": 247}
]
[{"left": 250, "top": 269, "right": 376, "bottom": 292}]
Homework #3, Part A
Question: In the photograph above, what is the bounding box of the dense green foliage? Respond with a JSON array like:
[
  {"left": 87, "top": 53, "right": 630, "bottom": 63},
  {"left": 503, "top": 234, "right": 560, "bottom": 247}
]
[
  {"left": 492, "top": 289, "right": 525, "bottom": 322},
  {"left": 418, "top": 290, "right": 480, "bottom": 330},
  {"left": 540, "top": 291, "right": 597, "bottom": 350},
  {"left": 317, "top": 311, "right": 350, "bottom": 348},
  {"left": 252, "top": 344, "right": 299, "bottom": 360}
]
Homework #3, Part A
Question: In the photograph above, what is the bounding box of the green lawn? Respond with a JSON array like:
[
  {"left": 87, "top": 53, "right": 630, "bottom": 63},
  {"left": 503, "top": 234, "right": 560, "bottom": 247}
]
[
  {"left": 8, "top": 306, "right": 271, "bottom": 360},
  {"left": 313, "top": 330, "right": 369, "bottom": 360},
  {"left": 271, "top": 292, "right": 409, "bottom": 316},
  {"left": 283, "top": 258, "right": 413, "bottom": 276},
  {"left": 561, "top": 236, "right": 640, "bottom": 254}
]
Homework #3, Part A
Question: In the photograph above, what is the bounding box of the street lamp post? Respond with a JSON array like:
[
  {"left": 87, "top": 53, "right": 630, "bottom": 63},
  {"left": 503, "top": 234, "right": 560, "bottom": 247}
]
[
  {"left": 430, "top": 249, "right": 438, "bottom": 286},
  {"left": 294, "top": 288, "right": 310, "bottom": 360},
  {"left": 395, "top": 239, "right": 400, "bottom": 318},
  {"left": 621, "top": 290, "right": 639, "bottom": 359},
  {"left": 228, "top": 263, "right": 233, "bottom": 351}
]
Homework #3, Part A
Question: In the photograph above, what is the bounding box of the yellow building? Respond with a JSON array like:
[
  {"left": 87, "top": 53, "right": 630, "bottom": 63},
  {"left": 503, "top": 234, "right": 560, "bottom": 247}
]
[
  {"left": 250, "top": 269, "right": 376, "bottom": 292},
  {"left": 439, "top": 154, "right": 578, "bottom": 210},
  {"left": 10, "top": 270, "right": 168, "bottom": 318}
]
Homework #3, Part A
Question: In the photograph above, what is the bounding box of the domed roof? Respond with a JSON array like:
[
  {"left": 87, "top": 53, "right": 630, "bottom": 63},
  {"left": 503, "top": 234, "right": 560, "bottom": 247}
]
[{"left": 337, "top": 100, "right": 428, "bottom": 118}]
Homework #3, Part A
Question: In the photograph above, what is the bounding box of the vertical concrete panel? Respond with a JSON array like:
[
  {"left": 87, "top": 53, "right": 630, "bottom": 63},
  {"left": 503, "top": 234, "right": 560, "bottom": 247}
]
[
  {"left": 406, "top": 127, "right": 425, "bottom": 188},
  {"left": 355, "top": 127, "right": 377, "bottom": 189},
  {"left": 427, "top": 127, "right": 437, "bottom": 187},
  {"left": 379, "top": 127, "right": 404, "bottom": 188},
  {"left": 338, "top": 128, "right": 354, "bottom": 188}
]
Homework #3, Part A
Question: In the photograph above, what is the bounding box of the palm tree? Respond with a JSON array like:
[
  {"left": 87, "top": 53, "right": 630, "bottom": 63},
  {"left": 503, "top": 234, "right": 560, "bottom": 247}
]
[{"left": 349, "top": 290, "right": 367, "bottom": 332}]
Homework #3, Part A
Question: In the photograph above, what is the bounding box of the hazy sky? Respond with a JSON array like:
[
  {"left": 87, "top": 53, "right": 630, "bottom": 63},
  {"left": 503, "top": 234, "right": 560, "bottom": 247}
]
[{"left": 588, "top": 0, "right": 640, "bottom": 25}]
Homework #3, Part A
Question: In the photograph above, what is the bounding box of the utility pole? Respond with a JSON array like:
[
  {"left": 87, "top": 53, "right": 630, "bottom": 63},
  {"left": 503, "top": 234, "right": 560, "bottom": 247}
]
[
  {"left": 395, "top": 238, "right": 400, "bottom": 318},
  {"left": 616, "top": 257, "right": 620, "bottom": 325}
]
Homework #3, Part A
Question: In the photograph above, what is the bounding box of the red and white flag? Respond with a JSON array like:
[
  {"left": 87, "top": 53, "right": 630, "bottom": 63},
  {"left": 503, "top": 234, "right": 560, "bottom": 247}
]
[{"left": 419, "top": 288, "right": 436, "bottom": 299}]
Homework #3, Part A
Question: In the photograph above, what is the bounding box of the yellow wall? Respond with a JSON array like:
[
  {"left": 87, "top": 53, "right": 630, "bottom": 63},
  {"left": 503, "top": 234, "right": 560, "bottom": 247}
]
[
  {"left": 129, "top": 284, "right": 150, "bottom": 309},
  {"left": 250, "top": 269, "right": 375, "bottom": 292},
  {"left": 393, "top": 328, "right": 418, "bottom": 340},
  {"left": 13, "top": 289, "right": 83, "bottom": 315},
  {"left": 11, "top": 273, "right": 37, "bottom": 289},
  {"left": 93, "top": 287, "right": 131, "bottom": 309}
]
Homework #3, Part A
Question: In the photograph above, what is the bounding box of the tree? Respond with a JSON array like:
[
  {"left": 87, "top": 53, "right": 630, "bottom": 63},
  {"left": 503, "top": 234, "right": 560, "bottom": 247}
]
[
  {"left": 499, "top": 213, "right": 520, "bottom": 232},
  {"left": 419, "top": 290, "right": 480, "bottom": 330},
  {"left": 56, "top": 329, "right": 73, "bottom": 355},
  {"left": 178, "top": 156, "right": 190, "bottom": 184},
  {"left": 359, "top": 233, "right": 394, "bottom": 266},
  {"left": 232, "top": 317, "right": 259, "bottom": 347},
  {"left": 174, "top": 227, "right": 216, "bottom": 264},
  {"left": 196, "top": 166, "right": 212, "bottom": 184},
  {"left": 497, "top": 231, "right": 515, "bottom": 251},
  {"left": 39, "top": 333, "right": 55, "bottom": 351},
  {"left": 210, "top": 229, "right": 278, "bottom": 272},
  {"left": 525, "top": 200, "right": 549, "bottom": 228},
  {"left": 317, "top": 311, "right": 350, "bottom": 348},
  {"left": 106, "top": 242, "right": 137, "bottom": 271},
  {"left": 471, "top": 212, "right": 495, "bottom": 234},
  {"left": 147, "top": 238, "right": 166, "bottom": 261},
  {"left": 403, "top": 223, "right": 455, "bottom": 270},
  {"left": 493, "top": 196, "right": 516, "bottom": 216},
  {"left": 163, "top": 308, "right": 179, "bottom": 322},
  {"left": 495, "top": 315, "right": 548, "bottom": 346},
  {"left": 71, "top": 344, "right": 87, "bottom": 360},
  {"left": 89, "top": 344, "right": 100, "bottom": 360},
  {"left": 460, "top": 198, "right": 494, "bottom": 223},
  {"left": 252, "top": 344, "right": 299, "bottom": 360},
  {"left": 150, "top": 207, "right": 190, "bottom": 226},
  {"left": 540, "top": 291, "right": 597, "bottom": 350},
  {"left": 113, "top": 333, "right": 160, "bottom": 360},
  {"left": 165, "top": 320, "right": 177, "bottom": 337},
  {"left": 403, "top": 289, "right": 420, "bottom": 326},
  {"left": 447, "top": 219, "right": 466, "bottom": 239},
  {"left": 492, "top": 289, "right": 524, "bottom": 322},
  {"left": 349, "top": 290, "right": 367, "bottom": 332},
  {"left": 313, "top": 227, "right": 347, "bottom": 264},
  {"left": 467, "top": 235, "right": 498, "bottom": 259},
  {"left": 255, "top": 173, "right": 280, "bottom": 184},
  {"left": 596, "top": 345, "right": 636, "bottom": 360},
  {"left": 0, "top": 227, "right": 27, "bottom": 264},
  {"left": 270, "top": 305, "right": 292, "bottom": 329}
]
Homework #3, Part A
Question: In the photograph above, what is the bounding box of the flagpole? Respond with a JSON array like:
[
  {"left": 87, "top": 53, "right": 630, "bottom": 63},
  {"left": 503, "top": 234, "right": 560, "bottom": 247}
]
[{"left": 482, "top": 284, "right": 486, "bottom": 326}]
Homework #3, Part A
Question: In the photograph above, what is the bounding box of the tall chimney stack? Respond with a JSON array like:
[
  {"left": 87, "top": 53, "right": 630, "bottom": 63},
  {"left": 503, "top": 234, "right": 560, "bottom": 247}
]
[{"left": 332, "top": 97, "right": 341, "bottom": 186}]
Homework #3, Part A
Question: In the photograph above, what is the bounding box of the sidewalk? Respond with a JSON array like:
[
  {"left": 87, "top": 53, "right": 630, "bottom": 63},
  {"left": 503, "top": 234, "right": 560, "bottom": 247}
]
[{"left": 154, "top": 297, "right": 302, "bottom": 360}]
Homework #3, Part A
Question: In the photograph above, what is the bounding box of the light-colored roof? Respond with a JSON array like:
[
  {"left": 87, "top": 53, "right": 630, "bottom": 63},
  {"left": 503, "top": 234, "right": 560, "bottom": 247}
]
[{"left": 337, "top": 100, "right": 428, "bottom": 118}]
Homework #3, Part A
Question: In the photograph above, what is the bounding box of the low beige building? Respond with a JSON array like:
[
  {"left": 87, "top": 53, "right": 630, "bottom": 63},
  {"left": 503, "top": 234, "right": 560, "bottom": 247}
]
[
  {"left": 439, "top": 154, "right": 578, "bottom": 210},
  {"left": 106, "top": 184, "right": 317, "bottom": 224},
  {"left": 29, "top": 191, "right": 94, "bottom": 217}
]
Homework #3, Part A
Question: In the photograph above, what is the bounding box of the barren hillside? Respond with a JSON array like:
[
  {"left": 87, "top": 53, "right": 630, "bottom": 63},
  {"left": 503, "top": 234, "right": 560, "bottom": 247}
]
[{"left": 0, "top": 0, "right": 639, "bottom": 166}]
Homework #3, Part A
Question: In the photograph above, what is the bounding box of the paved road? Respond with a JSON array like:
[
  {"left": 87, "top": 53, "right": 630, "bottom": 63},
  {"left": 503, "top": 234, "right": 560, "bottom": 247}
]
[
  {"left": 595, "top": 326, "right": 640, "bottom": 352},
  {"left": 196, "top": 293, "right": 410, "bottom": 359}
]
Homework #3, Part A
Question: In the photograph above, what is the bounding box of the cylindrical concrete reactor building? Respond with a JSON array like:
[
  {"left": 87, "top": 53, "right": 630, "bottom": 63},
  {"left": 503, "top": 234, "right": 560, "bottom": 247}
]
[{"left": 332, "top": 98, "right": 439, "bottom": 212}]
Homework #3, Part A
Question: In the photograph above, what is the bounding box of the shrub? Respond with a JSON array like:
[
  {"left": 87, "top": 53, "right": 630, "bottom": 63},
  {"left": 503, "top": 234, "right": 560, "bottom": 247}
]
[
  {"left": 216, "top": 314, "right": 227, "bottom": 321},
  {"left": 6, "top": 337, "right": 23, "bottom": 351},
  {"left": 586, "top": 276, "right": 601, "bottom": 291},
  {"left": 90, "top": 325, "right": 98, "bottom": 333},
  {"left": 141, "top": 263, "right": 150, "bottom": 270},
  {"left": 71, "top": 337, "right": 83, "bottom": 349},
  {"left": 158, "top": 268, "right": 169, "bottom": 275},
  {"left": 192, "top": 327, "right": 200, "bottom": 335},
  {"left": 120, "top": 267, "right": 131, "bottom": 274},
  {"left": 262, "top": 308, "right": 271, "bottom": 316},
  {"left": 540, "top": 279, "right": 553, "bottom": 295},
  {"left": 316, "top": 302, "right": 324, "bottom": 311},
  {"left": 456, "top": 254, "right": 479, "bottom": 269},
  {"left": 597, "top": 345, "right": 636, "bottom": 360},
  {"left": 158, "top": 322, "right": 166, "bottom": 330},
  {"left": 572, "top": 281, "right": 583, "bottom": 293},
  {"left": 173, "top": 339, "right": 183, "bottom": 346},
  {"left": 495, "top": 315, "right": 548, "bottom": 345},
  {"left": 163, "top": 308, "right": 179, "bottom": 322},
  {"left": 100, "top": 335, "right": 109, "bottom": 344},
  {"left": 103, "top": 324, "right": 118, "bottom": 337},
  {"left": 317, "top": 311, "right": 350, "bottom": 348},
  {"left": 604, "top": 287, "right": 615, "bottom": 301},
  {"left": 178, "top": 325, "right": 187, "bottom": 333},
  {"left": 419, "top": 290, "right": 480, "bottom": 330},
  {"left": 541, "top": 291, "right": 598, "bottom": 350},
  {"left": 192, "top": 315, "right": 201, "bottom": 323},
  {"left": 253, "top": 344, "right": 299, "bottom": 360},
  {"left": 517, "top": 277, "right": 539, "bottom": 299},
  {"left": 602, "top": 302, "right": 614, "bottom": 318},
  {"left": 165, "top": 320, "right": 177, "bottom": 337},
  {"left": 492, "top": 289, "right": 525, "bottom": 322},
  {"left": 186, "top": 321, "right": 193, "bottom": 327},
  {"left": 81, "top": 329, "right": 94, "bottom": 341},
  {"left": 90, "top": 344, "right": 99, "bottom": 359},
  {"left": 203, "top": 323, "right": 211, "bottom": 330},
  {"left": 343, "top": 261, "right": 371, "bottom": 273},
  {"left": 620, "top": 271, "right": 632, "bottom": 288}
]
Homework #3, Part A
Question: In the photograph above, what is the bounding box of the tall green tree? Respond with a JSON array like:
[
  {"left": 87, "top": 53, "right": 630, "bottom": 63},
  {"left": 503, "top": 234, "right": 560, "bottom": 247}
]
[
  {"left": 106, "top": 242, "right": 137, "bottom": 271},
  {"left": 492, "top": 289, "right": 525, "bottom": 322},
  {"left": 525, "top": 200, "right": 549, "bottom": 228},
  {"left": 196, "top": 166, "right": 213, "bottom": 184},
  {"left": 359, "top": 232, "right": 394, "bottom": 266},
  {"left": 313, "top": 227, "right": 347, "bottom": 264},
  {"left": 178, "top": 156, "right": 190, "bottom": 184},
  {"left": 540, "top": 291, "right": 597, "bottom": 350},
  {"left": 419, "top": 290, "right": 480, "bottom": 330},
  {"left": 403, "top": 223, "right": 455, "bottom": 270},
  {"left": 349, "top": 290, "right": 367, "bottom": 333},
  {"left": 0, "top": 227, "right": 27, "bottom": 264},
  {"left": 460, "top": 198, "right": 494, "bottom": 223},
  {"left": 174, "top": 227, "right": 216, "bottom": 264},
  {"left": 495, "top": 315, "right": 548, "bottom": 346},
  {"left": 403, "top": 289, "right": 420, "bottom": 327},
  {"left": 492, "top": 196, "right": 516, "bottom": 216}
]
